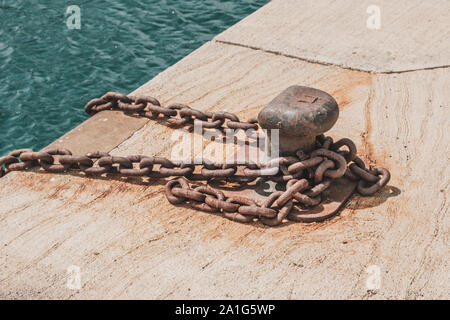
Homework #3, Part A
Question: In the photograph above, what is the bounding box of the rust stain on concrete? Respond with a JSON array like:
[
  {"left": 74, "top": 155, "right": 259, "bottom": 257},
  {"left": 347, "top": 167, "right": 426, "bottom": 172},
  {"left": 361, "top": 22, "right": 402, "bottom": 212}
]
[{"left": 324, "top": 70, "right": 373, "bottom": 110}]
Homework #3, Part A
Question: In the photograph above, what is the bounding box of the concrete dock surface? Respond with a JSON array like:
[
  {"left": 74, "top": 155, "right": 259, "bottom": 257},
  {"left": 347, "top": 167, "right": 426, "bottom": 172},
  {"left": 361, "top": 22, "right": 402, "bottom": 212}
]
[{"left": 0, "top": 0, "right": 449, "bottom": 299}]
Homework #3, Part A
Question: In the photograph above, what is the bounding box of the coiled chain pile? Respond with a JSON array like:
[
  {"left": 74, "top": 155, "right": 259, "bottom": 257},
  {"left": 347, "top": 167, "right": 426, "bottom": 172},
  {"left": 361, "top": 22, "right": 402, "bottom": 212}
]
[{"left": 0, "top": 92, "right": 391, "bottom": 226}]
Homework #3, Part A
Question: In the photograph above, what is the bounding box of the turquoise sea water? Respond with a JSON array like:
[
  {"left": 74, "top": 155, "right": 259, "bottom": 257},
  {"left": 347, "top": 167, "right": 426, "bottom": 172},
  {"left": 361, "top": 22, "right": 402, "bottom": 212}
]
[{"left": 0, "top": 0, "right": 268, "bottom": 156}]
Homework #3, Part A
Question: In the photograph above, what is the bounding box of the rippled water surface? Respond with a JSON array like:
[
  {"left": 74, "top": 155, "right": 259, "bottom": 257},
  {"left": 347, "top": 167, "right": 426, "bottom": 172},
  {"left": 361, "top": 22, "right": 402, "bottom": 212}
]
[{"left": 0, "top": 0, "right": 268, "bottom": 155}]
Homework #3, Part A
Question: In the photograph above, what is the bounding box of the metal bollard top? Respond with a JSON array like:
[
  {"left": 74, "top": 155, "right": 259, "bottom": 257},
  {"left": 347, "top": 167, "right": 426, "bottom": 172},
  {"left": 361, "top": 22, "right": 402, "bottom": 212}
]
[{"left": 258, "top": 85, "right": 339, "bottom": 155}]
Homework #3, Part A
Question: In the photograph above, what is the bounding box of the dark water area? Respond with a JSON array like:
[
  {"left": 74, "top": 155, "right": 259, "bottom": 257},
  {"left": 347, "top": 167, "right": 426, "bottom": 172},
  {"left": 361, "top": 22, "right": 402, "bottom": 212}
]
[{"left": 0, "top": 0, "right": 268, "bottom": 155}]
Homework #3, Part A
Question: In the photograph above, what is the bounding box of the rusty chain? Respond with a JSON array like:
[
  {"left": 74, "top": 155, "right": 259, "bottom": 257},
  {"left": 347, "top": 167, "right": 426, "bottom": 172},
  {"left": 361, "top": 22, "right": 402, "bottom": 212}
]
[
  {"left": 0, "top": 92, "right": 391, "bottom": 226},
  {"left": 84, "top": 92, "right": 259, "bottom": 131}
]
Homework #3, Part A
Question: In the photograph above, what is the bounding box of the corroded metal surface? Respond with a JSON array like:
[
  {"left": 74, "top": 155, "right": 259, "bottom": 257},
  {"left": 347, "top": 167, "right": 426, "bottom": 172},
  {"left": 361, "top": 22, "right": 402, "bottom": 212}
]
[
  {"left": 222, "top": 143, "right": 356, "bottom": 223},
  {"left": 258, "top": 86, "right": 339, "bottom": 154},
  {"left": 85, "top": 91, "right": 259, "bottom": 131}
]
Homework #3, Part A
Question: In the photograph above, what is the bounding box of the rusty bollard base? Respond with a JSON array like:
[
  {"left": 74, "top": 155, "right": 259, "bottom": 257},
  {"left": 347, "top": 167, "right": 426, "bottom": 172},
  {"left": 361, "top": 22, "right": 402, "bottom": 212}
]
[
  {"left": 219, "top": 144, "right": 357, "bottom": 223},
  {"left": 287, "top": 177, "right": 356, "bottom": 223}
]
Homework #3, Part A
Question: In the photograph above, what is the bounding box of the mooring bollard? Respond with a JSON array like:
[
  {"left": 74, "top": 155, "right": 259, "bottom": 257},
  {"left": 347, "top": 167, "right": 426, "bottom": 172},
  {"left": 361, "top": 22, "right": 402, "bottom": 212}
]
[{"left": 258, "top": 85, "right": 339, "bottom": 157}]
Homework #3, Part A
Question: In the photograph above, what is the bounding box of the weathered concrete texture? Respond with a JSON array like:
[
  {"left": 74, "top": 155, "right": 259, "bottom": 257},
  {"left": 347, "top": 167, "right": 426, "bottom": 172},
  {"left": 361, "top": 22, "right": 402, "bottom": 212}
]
[
  {"left": 47, "top": 111, "right": 148, "bottom": 156},
  {"left": 216, "top": 0, "right": 450, "bottom": 73},
  {"left": 1, "top": 1, "right": 449, "bottom": 300}
]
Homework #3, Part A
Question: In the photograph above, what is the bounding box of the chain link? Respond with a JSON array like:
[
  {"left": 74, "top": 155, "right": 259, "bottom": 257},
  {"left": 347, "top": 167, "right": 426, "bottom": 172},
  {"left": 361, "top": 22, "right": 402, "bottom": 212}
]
[{"left": 0, "top": 92, "right": 391, "bottom": 226}]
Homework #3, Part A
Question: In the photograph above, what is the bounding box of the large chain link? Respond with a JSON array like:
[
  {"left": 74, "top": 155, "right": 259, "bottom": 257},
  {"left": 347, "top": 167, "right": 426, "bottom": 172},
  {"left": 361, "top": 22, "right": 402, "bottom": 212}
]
[{"left": 0, "top": 92, "right": 391, "bottom": 226}]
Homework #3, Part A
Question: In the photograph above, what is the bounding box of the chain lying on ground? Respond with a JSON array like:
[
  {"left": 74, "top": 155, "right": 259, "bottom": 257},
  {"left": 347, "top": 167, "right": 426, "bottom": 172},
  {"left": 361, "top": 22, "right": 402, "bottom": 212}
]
[
  {"left": 0, "top": 92, "right": 391, "bottom": 226},
  {"left": 85, "top": 91, "right": 260, "bottom": 131}
]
